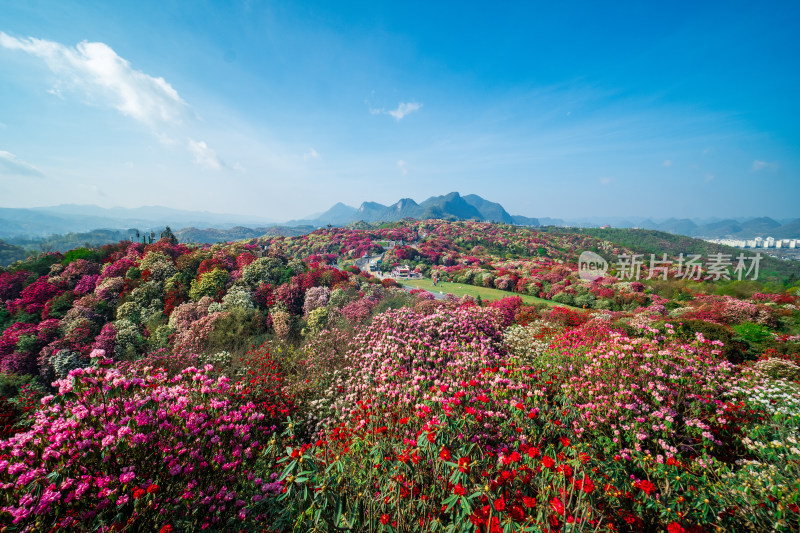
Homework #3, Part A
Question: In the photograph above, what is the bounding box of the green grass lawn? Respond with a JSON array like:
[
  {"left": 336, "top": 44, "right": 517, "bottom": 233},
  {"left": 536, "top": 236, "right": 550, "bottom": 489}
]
[{"left": 398, "top": 278, "right": 573, "bottom": 308}]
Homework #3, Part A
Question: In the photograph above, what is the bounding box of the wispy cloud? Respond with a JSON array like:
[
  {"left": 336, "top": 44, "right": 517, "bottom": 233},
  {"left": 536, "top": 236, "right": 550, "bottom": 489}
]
[
  {"left": 303, "top": 147, "right": 320, "bottom": 160},
  {"left": 0, "top": 32, "right": 187, "bottom": 127},
  {"left": 752, "top": 159, "right": 777, "bottom": 171},
  {"left": 397, "top": 160, "right": 408, "bottom": 175},
  {"left": 662, "top": 159, "right": 673, "bottom": 167},
  {"left": 370, "top": 101, "right": 423, "bottom": 121},
  {"left": 599, "top": 177, "right": 612, "bottom": 185},
  {"left": 187, "top": 139, "right": 222, "bottom": 170},
  {"left": 388, "top": 102, "right": 422, "bottom": 120},
  {"left": 704, "top": 173, "right": 715, "bottom": 182},
  {"left": 0, "top": 151, "right": 44, "bottom": 177}
]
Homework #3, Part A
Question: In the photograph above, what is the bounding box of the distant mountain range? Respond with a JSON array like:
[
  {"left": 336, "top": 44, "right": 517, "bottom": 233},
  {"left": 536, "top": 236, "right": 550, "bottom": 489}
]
[
  {"left": 0, "top": 205, "right": 278, "bottom": 239},
  {"left": 286, "top": 192, "right": 540, "bottom": 227},
  {"left": 587, "top": 216, "right": 800, "bottom": 239},
  {"left": 286, "top": 193, "right": 799, "bottom": 239},
  {"left": 0, "top": 196, "right": 797, "bottom": 243}
]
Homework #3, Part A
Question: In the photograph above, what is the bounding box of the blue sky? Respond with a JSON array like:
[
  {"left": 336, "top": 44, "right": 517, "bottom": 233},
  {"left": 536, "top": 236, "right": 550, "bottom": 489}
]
[{"left": 0, "top": 0, "right": 798, "bottom": 221}]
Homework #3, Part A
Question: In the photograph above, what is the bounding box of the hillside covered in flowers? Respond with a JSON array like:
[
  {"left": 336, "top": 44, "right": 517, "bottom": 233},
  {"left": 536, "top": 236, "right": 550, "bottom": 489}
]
[{"left": 0, "top": 220, "right": 798, "bottom": 532}]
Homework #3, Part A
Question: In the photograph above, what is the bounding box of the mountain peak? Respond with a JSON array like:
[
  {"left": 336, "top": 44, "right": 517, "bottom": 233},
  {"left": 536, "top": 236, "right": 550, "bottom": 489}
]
[{"left": 288, "top": 193, "right": 539, "bottom": 227}]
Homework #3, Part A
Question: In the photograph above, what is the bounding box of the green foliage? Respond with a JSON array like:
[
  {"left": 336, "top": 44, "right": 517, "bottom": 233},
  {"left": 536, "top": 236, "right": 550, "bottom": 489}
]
[
  {"left": 62, "top": 247, "right": 101, "bottom": 265},
  {"left": 672, "top": 319, "right": 749, "bottom": 363},
  {"left": 116, "top": 301, "right": 144, "bottom": 323},
  {"left": 0, "top": 372, "right": 42, "bottom": 400},
  {"left": 148, "top": 323, "right": 174, "bottom": 350},
  {"left": 551, "top": 291, "right": 575, "bottom": 306},
  {"left": 0, "top": 306, "right": 9, "bottom": 331},
  {"left": 302, "top": 307, "right": 329, "bottom": 337},
  {"left": 713, "top": 280, "right": 765, "bottom": 299},
  {"left": 113, "top": 319, "right": 146, "bottom": 360},
  {"left": 573, "top": 292, "right": 596, "bottom": 308},
  {"left": 5, "top": 229, "right": 136, "bottom": 255},
  {"left": 44, "top": 291, "right": 75, "bottom": 319},
  {"left": 139, "top": 251, "right": 176, "bottom": 282},
  {"left": 371, "top": 292, "right": 415, "bottom": 316},
  {"left": 733, "top": 322, "right": 774, "bottom": 345},
  {"left": 159, "top": 226, "right": 179, "bottom": 245},
  {"left": 50, "top": 349, "right": 85, "bottom": 379},
  {"left": 239, "top": 257, "right": 285, "bottom": 287},
  {"left": 546, "top": 227, "right": 798, "bottom": 286},
  {"left": 205, "top": 308, "right": 266, "bottom": 355},
  {"left": 0, "top": 240, "right": 29, "bottom": 267},
  {"left": 732, "top": 322, "right": 777, "bottom": 358},
  {"left": 9, "top": 253, "right": 61, "bottom": 277},
  {"left": 646, "top": 279, "right": 696, "bottom": 301},
  {"left": 14, "top": 335, "right": 38, "bottom": 355},
  {"left": 221, "top": 286, "right": 255, "bottom": 311},
  {"left": 125, "top": 266, "right": 142, "bottom": 280},
  {"left": 189, "top": 268, "right": 229, "bottom": 301}
]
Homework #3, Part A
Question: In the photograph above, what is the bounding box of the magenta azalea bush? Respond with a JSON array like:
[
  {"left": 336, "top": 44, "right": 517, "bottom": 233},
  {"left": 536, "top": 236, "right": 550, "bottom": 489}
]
[{"left": 0, "top": 350, "right": 286, "bottom": 531}]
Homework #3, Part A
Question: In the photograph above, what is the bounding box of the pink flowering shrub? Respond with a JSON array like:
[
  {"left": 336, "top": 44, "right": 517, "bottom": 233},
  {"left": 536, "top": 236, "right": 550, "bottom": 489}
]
[
  {"left": 0, "top": 271, "right": 29, "bottom": 302},
  {"left": 273, "top": 279, "right": 304, "bottom": 315},
  {"left": 0, "top": 323, "right": 39, "bottom": 375},
  {"left": 73, "top": 274, "right": 99, "bottom": 295},
  {"left": 316, "top": 306, "right": 505, "bottom": 428},
  {"left": 339, "top": 297, "right": 378, "bottom": 325},
  {"left": 93, "top": 276, "right": 125, "bottom": 303},
  {"left": 91, "top": 322, "right": 116, "bottom": 354},
  {"left": 0, "top": 354, "right": 284, "bottom": 531},
  {"left": 172, "top": 311, "right": 227, "bottom": 355},
  {"left": 56, "top": 259, "right": 101, "bottom": 290},
  {"left": 487, "top": 296, "right": 523, "bottom": 327},
  {"left": 409, "top": 288, "right": 434, "bottom": 301},
  {"left": 98, "top": 257, "right": 137, "bottom": 282},
  {"left": 302, "top": 286, "right": 330, "bottom": 317},
  {"left": 541, "top": 323, "right": 750, "bottom": 461},
  {"left": 6, "top": 277, "right": 62, "bottom": 317}
]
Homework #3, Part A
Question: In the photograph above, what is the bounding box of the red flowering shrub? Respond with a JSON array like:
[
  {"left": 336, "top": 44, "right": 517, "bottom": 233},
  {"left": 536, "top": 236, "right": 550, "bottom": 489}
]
[
  {"left": 546, "top": 305, "right": 590, "bottom": 327},
  {"left": 487, "top": 296, "right": 523, "bottom": 326}
]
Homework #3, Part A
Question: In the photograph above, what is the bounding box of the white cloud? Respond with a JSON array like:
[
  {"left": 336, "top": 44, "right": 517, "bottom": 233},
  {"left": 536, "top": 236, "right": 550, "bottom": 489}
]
[
  {"left": 397, "top": 160, "right": 408, "bottom": 175},
  {"left": 387, "top": 102, "right": 422, "bottom": 120},
  {"left": 704, "top": 173, "right": 715, "bottom": 182},
  {"left": 752, "top": 159, "right": 777, "bottom": 171},
  {"left": 0, "top": 151, "right": 44, "bottom": 177},
  {"left": 303, "top": 148, "right": 320, "bottom": 160},
  {"left": 599, "top": 177, "right": 612, "bottom": 185},
  {"left": 187, "top": 139, "right": 222, "bottom": 170},
  {"left": 0, "top": 32, "right": 187, "bottom": 127},
  {"left": 369, "top": 101, "right": 423, "bottom": 120},
  {"left": 662, "top": 159, "right": 673, "bottom": 167}
]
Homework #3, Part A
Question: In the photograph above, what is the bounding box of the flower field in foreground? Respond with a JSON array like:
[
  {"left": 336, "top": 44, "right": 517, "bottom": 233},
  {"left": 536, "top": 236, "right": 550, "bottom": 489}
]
[
  {"left": 1, "top": 305, "right": 797, "bottom": 531},
  {"left": 0, "top": 224, "right": 798, "bottom": 531}
]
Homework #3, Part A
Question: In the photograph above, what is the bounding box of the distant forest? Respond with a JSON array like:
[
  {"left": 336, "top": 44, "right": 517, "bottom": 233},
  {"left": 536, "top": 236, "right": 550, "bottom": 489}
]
[
  {"left": 0, "top": 226, "right": 314, "bottom": 266},
  {"left": 542, "top": 227, "right": 799, "bottom": 285}
]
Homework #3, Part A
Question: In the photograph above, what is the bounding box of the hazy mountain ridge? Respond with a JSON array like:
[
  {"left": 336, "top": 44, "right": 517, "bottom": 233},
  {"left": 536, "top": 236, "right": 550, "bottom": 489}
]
[
  {"left": 1, "top": 197, "right": 797, "bottom": 244},
  {"left": 622, "top": 216, "right": 798, "bottom": 239},
  {"left": 287, "top": 192, "right": 539, "bottom": 227},
  {"left": 0, "top": 205, "right": 279, "bottom": 238}
]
